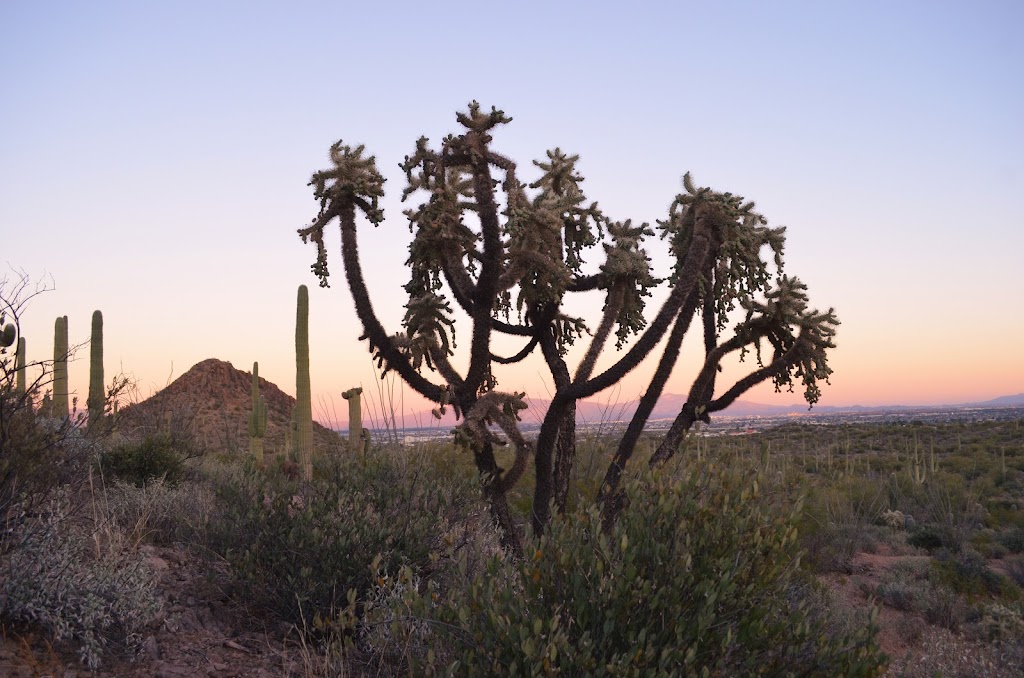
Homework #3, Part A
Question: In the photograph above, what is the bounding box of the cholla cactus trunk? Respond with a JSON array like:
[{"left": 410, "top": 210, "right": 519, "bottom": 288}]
[
  {"left": 342, "top": 387, "right": 363, "bottom": 452},
  {"left": 53, "top": 316, "right": 69, "bottom": 418},
  {"left": 295, "top": 286, "right": 313, "bottom": 481},
  {"left": 88, "top": 310, "right": 104, "bottom": 428},
  {"left": 249, "top": 362, "right": 267, "bottom": 463},
  {"left": 15, "top": 337, "right": 26, "bottom": 395}
]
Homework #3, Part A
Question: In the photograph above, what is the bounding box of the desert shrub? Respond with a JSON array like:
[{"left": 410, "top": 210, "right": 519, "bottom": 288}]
[
  {"left": 0, "top": 404, "right": 97, "bottom": 554},
  {"left": 206, "top": 449, "right": 481, "bottom": 628},
  {"left": 907, "top": 524, "right": 949, "bottom": 551},
  {"left": 971, "top": 602, "right": 1024, "bottom": 642},
  {"left": 932, "top": 549, "right": 1012, "bottom": 599},
  {"left": 98, "top": 433, "right": 188, "bottom": 486},
  {"left": 103, "top": 474, "right": 219, "bottom": 546},
  {"left": 800, "top": 477, "right": 887, "bottom": 573},
  {"left": 1004, "top": 556, "right": 1024, "bottom": 588},
  {"left": 999, "top": 526, "right": 1024, "bottom": 553},
  {"left": 0, "top": 492, "right": 162, "bottom": 670},
  {"left": 376, "top": 466, "right": 885, "bottom": 676}
]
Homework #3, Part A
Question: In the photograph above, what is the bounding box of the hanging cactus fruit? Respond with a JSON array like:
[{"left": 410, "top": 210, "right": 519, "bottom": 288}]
[
  {"left": 88, "top": 310, "right": 104, "bottom": 428},
  {"left": 249, "top": 362, "right": 267, "bottom": 463},
  {"left": 295, "top": 285, "right": 313, "bottom": 481},
  {"left": 53, "top": 316, "right": 69, "bottom": 418},
  {"left": 342, "top": 387, "right": 363, "bottom": 452}
]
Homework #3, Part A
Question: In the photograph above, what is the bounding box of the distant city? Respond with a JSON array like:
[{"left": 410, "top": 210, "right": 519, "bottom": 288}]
[{"left": 355, "top": 403, "right": 1024, "bottom": 446}]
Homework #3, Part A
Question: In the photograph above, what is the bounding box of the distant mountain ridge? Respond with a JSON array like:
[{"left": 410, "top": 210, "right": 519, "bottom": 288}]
[
  {"left": 416, "top": 391, "right": 1024, "bottom": 426},
  {"left": 118, "top": 359, "right": 1021, "bottom": 440}
]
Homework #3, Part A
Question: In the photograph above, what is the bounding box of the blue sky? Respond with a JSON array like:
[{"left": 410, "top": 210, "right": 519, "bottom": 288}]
[{"left": 2, "top": 1, "right": 1022, "bottom": 418}]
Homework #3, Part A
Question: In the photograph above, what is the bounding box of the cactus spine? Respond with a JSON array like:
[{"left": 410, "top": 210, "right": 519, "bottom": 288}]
[
  {"left": 88, "top": 310, "right": 104, "bottom": 427},
  {"left": 53, "top": 316, "right": 69, "bottom": 418},
  {"left": 249, "top": 362, "right": 267, "bottom": 463},
  {"left": 342, "top": 387, "right": 363, "bottom": 453},
  {"left": 15, "top": 337, "right": 26, "bottom": 395},
  {"left": 295, "top": 285, "right": 313, "bottom": 481}
]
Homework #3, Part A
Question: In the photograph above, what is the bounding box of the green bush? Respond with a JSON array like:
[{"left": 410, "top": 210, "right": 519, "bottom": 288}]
[
  {"left": 98, "top": 434, "right": 187, "bottom": 486},
  {"left": 907, "top": 524, "right": 949, "bottom": 551},
  {"left": 999, "top": 526, "right": 1024, "bottom": 553},
  {"left": 379, "top": 465, "right": 885, "bottom": 676},
  {"left": 932, "top": 549, "right": 1012, "bottom": 598},
  {"left": 206, "top": 450, "right": 481, "bottom": 628}
]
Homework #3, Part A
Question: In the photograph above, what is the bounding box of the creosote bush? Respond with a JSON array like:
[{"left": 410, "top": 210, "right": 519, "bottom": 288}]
[
  {"left": 206, "top": 449, "right": 483, "bottom": 628},
  {"left": 98, "top": 433, "right": 189, "bottom": 487},
  {"left": 372, "top": 464, "right": 885, "bottom": 676}
]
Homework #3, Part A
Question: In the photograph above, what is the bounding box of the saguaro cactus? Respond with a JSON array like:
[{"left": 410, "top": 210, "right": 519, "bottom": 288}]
[
  {"left": 15, "top": 337, "right": 26, "bottom": 395},
  {"left": 249, "top": 362, "right": 267, "bottom": 463},
  {"left": 88, "top": 310, "right": 104, "bottom": 427},
  {"left": 53, "top": 316, "right": 69, "bottom": 418},
  {"left": 295, "top": 285, "right": 313, "bottom": 480},
  {"left": 342, "top": 387, "right": 363, "bottom": 452}
]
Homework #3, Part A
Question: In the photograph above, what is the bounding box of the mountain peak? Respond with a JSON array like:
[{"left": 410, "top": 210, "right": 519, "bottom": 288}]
[{"left": 118, "top": 358, "right": 342, "bottom": 455}]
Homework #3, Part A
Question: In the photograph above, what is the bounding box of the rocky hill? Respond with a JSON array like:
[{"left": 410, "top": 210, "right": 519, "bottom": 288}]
[{"left": 117, "top": 358, "right": 344, "bottom": 456}]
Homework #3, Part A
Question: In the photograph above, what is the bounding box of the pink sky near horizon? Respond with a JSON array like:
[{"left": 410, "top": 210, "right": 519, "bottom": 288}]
[{"left": 2, "top": 1, "right": 1022, "bottom": 421}]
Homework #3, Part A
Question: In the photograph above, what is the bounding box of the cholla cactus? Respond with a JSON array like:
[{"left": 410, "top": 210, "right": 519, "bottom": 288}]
[
  {"left": 880, "top": 509, "right": 906, "bottom": 532},
  {"left": 299, "top": 103, "right": 839, "bottom": 542}
]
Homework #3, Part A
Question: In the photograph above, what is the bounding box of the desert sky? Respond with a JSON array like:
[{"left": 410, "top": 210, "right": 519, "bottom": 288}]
[{"left": 2, "top": 1, "right": 1022, "bottom": 425}]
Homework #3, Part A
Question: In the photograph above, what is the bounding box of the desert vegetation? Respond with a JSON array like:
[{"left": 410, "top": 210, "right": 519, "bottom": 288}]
[{"left": 1, "top": 105, "right": 1021, "bottom": 675}]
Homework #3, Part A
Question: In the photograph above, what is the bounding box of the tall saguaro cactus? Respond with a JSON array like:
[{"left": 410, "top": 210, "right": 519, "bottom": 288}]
[
  {"left": 15, "top": 337, "right": 26, "bottom": 395},
  {"left": 249, "top": 362, "right": 267, "bottom": 463},
  {"left": 295, "top": 285, "right": 313, "bottom": 480},
  {"left": 88, "top": 310, "right": 104, "bottom": 427},
  {"left": 341, "top": 387, "right": 363, "bottom": 452},
  {"left": 53, "top": 315, "right": 69, "bottom": 418}
]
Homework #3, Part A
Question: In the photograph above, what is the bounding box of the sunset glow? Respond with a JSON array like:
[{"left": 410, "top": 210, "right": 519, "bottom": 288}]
[{"left": 2, "top": 2, "right": 1021, "bottom": 424}]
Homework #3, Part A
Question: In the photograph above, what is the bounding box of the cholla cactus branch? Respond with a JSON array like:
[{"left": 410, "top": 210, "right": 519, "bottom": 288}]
[
  {"left": 453, "top": 391, "right": 532, "bottom": 494},
  {"left": 491, "top": 336, "right": 540, "bottom": 365}
]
